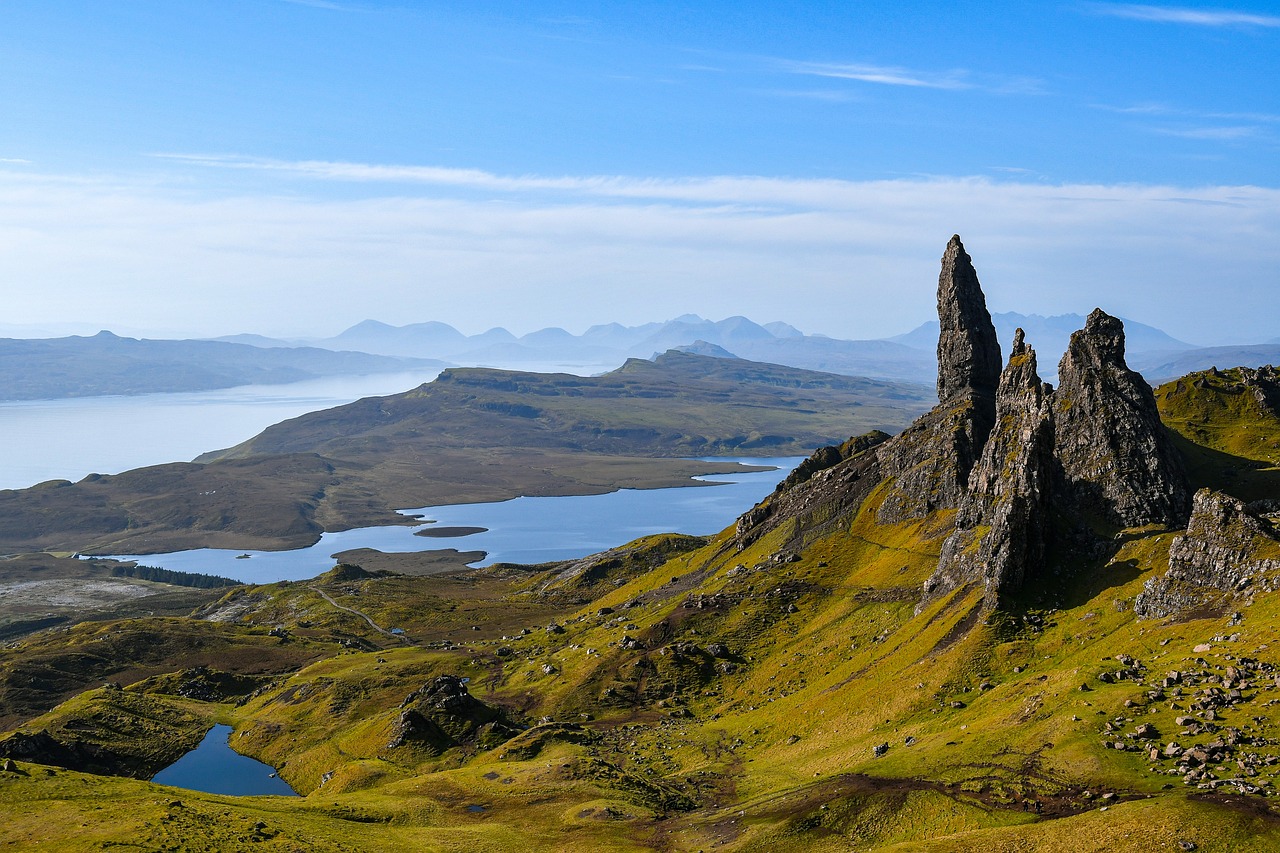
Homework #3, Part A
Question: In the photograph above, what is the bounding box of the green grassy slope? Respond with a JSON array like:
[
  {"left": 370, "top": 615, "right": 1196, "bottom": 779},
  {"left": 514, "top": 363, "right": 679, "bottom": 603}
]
[
  {"left": 6, "top": 366, "right": 1280, "bottom": 849},
  {"left": 0, "top": 351, "right": 930, "bottom": 555}
]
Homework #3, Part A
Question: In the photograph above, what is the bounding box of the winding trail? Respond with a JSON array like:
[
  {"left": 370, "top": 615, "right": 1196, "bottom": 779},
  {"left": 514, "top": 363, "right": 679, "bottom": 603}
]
[{"left": 310, "top": 586, "right": 412, "bottom": 645}]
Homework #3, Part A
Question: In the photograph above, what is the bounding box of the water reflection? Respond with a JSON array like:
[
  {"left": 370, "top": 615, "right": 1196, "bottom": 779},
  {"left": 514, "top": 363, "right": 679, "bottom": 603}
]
[
  {"left": 113, "top": 457, "right": 801, "bottom": 584},
  {"left": 151, "top": 724, "right": 297, "bottom": 797}
]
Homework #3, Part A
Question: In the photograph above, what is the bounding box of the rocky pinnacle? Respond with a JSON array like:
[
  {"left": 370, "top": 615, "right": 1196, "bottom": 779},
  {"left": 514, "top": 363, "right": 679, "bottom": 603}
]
[
  {"left": 875, "top": 236, "right": 1001, "bottom": 521},
  {"left": 927, "top": 328, "right": 1056, "bottom": 606},
  {"left": 1054, "top": 308, "right": 1190, "bottom": 529},
  {"left": 936, "top": 235, "right": 1002, "bottom": 403}
]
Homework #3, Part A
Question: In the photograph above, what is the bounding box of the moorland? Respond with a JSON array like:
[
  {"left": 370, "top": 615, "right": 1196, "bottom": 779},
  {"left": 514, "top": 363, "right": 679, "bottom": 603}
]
[{"left": 4, "top": 238, "right": 1280, "bottom": 851}]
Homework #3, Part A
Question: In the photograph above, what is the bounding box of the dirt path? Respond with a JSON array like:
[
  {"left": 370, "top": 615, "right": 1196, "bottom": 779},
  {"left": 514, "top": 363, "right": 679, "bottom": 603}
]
[{"left": 310, "top": 586, "right": 412, "bottom": 645}]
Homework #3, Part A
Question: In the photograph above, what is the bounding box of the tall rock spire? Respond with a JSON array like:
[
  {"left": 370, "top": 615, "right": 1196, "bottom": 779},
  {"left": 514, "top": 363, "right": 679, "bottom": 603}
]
[
  {"left": 1054, "top": 308, "right": 1190, "bottom": 529},
  {"left": 936, "top": 235, "right": 1002, "bottom": 403},
  {"left": 875, "top": 236, "right": 1001, "bottom": 522},
  {"left": 925, "top": 329, "right": 1055, "bottom": 607}
]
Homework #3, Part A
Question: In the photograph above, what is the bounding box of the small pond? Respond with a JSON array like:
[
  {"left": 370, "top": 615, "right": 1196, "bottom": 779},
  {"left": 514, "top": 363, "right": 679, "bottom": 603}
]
[{"left": 151, "top": 724, "right": 298, "bottom": 797}]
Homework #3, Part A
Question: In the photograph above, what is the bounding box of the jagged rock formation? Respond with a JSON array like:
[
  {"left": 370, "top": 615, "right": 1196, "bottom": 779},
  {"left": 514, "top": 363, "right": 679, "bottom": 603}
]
[
  {"left": 385, "top": 675, "right": 520, "bottom": 754},
  {"left": 936, "top": 235, "right": 1002, "bottom": 402},
  {"left": 877, "top": 236, "right": 1000, "bottom": 522},
  {"left": 927, "top": 330, "right": 1055, "bottom": 606},
  {"left": 1054, "top": 308, "right": 1190, "bottom": 529},
  {"left": 738, "top": 238, "right": 1197, "bottom": 612},
  {"left": 1236, "top": 365, "right": 1280, "bottom": 413},
  {"left": 1135, "top": 489, "right": 1280, "bottom": 618}
]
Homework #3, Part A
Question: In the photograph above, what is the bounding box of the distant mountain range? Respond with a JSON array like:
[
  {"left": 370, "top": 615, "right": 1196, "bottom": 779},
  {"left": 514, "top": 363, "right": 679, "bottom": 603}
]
[
  {"left": 0, "top": 331, "right": 445, "bottom": 401},
  {"left": 226, "top": 314, "right": 937, "bottom": 384},
  {"left": 225, "top": 311, "right": 1277, "bottom": 387},
  {"left": 7, "top": 311, "right": 1277, "bottom": 403}
]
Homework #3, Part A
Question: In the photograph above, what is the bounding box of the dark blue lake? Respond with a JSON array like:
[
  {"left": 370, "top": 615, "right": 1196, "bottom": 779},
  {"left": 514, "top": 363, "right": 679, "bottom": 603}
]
[
  {"left": 112, "top": 457, "right": 801, "bottom": 584},
  {"left": 152, "top": 724, "right": 297, "bottom": 797}
]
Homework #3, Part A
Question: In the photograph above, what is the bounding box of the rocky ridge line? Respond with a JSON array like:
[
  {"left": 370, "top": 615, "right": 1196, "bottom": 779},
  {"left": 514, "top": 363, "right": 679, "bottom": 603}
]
[{"left": 1135, "top": 489, "right": 1280, "bottom": 619}]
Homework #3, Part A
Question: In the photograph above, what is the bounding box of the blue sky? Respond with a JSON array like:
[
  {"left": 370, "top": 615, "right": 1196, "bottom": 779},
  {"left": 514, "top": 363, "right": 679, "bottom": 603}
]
[{"left": 0, "top": 1, "right": 1277, "bottom": 344}]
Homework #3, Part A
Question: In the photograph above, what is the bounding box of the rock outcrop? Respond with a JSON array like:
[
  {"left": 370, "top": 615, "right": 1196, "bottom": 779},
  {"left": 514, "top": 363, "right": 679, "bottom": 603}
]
[
  {"left": 1135, "top": 489, "right": 1280, "bottom": 618},
  {"left": 385, "top": 675, "right": 520, "bottom": 754},
  {"left": 927, "top": 330, "right": 1056, "bottom": 606},
  {"left": 733, "top": 431, "right": 888, "bottom": 552},
  {"left": 740, "top": 238, "right": 1202, "bottom": 613},
  {"left": 1054, "top": 308, "right": 1190, "bottom": 529},
  {"left": 877, "top": 236, "right": 1000, "bottom": 522}
]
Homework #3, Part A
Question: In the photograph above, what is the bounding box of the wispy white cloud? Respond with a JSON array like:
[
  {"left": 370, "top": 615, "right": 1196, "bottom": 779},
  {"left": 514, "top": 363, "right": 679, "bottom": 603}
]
[
  {"left": 278, "top": 0, "right": 369, "bottom": 11},
  {"left": 0, "top": 158, "right": 32, "bottom": 165},
  {"left": 0, "top": 165, "right": 1276, "bottom": 344},
  {"left": 1096, "top": 102, "right": 1280, "bottom": 123},
  {"left": 1091, "top": 103, "right": 1278, "bottom": 142},
  {"left": 1151, "top": 124, "right": 1260, "bottom": 140},
  {"left": 1092, "top": 102, "right": 1180, "bottom": 115},
  {"left": 783, "top": 61, "right": 972, "bottom": 90},
  {"left": 780, "top": 60, "right": 1043, "bottom": 95},
  {"left": 755, "top": 88, "right": 862, "bottom": 103},
  {"left": 1086, "top": 3, "right": 1280, "bottom": 27}
]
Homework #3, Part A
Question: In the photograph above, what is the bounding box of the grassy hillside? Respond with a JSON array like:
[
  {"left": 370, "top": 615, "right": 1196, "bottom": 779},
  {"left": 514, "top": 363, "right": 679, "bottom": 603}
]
[
  {"left": 0, "top": 352, "right": 929, "bottom": 555},
  {"left": 5, "top": 364, "right": 1280, "bottom": 849},
  {"left": 1156, "top": 367, "right": 1280, "bottom": 502}
]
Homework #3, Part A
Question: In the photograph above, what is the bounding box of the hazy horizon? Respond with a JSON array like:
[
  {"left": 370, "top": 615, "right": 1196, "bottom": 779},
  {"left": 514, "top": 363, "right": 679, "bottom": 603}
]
[{"left": 2, "top": 3, "right": 1276, "bottom": 346}]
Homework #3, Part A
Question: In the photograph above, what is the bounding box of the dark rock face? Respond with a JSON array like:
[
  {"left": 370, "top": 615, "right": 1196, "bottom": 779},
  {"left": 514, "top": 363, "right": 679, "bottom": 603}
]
[
  {"left": 734, "top": 431, "right": 886, "bottom": 552},
  {"left": 877, "top": 236, "right": 1000, "bottom": 522},
  {"left": 875, "top": 398, "right": 990, "bottom": 522},
  {"left": 0, "top": 729, "right": 150, "bottom": 778},
  {"left": 1054, "top": 309, "right": 1190, "bottom": 529},
  {"left": 936, "top": 235, "right": 1002, "bottom": 403},
  {"left": 927, "top": 330, "right": 1056, "bottom": 606},
  {"left": 1135, "top": 489, "right": 1280, "bottom": 618},
  {"left": 1239, "top": 365, "right": 1280, "bottom": 413},
  {"left": 386, "top": 675, "right": 520, "bottom": 753}
]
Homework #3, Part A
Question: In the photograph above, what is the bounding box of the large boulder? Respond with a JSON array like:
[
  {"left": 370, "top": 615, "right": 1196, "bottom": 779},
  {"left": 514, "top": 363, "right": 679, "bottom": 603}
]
[{"left": 385, "top": 675, "right": 520, "bottom": 754}]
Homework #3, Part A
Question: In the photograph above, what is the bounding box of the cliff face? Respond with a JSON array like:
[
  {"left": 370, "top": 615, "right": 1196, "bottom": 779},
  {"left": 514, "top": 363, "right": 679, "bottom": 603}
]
[
  {"left": 935, "top": 235, "right": 1002, "bottom": 403},
  {"left": 877, "top": 236, "right": 999, "bottom": 523},
  {"left": 1054, "top": 309, "right": 1191, "bottom": 529},
  {"left": 1134, "top": 489, "right": 1280, "bottom": 619},
  {"left": 928, "top": 330, "right": 1055, "bottom": 606},
  {"left": 739, "top": 236, "right": 1197, "bottom": 612}
]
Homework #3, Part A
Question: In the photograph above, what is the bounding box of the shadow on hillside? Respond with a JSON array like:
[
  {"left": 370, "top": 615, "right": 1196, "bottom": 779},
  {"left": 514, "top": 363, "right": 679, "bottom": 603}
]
[
  {"left": 1054, "top": 557, "right": 1145, "bottom": 611},
  {"left": 1172, "top": 432, "right": 1280, "bottom": 503}
]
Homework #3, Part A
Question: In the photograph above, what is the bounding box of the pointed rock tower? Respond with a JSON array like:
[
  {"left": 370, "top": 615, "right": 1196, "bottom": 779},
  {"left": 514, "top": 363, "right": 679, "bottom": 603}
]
[
  {"left": 936, "top": 235, "right": 1003, "bottom": 403},
  {"left": 1054, "top": 308, "right": 1190, "bottom": 529},
  {"left": 926, "top": 329, "right": 1056, "bottom": 606},
  {"left": 877, "top": 236, "right": 1001, "bottom": 522}
]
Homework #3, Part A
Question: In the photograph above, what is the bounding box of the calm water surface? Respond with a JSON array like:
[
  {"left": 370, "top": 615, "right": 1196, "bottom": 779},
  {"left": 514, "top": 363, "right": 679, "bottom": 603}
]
[
  {"left": 114, "top": 457, "right": 801, "bottom": 584},
  {"left": 0, "top": 371, "right": 439, "bottom": 491},
  {"left": 151, "top": 724, "right": 297, "bottom": 797},
  {"left": 0, "top": 360, "right": 619, "bottom": 492}
]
